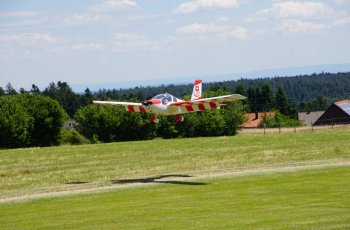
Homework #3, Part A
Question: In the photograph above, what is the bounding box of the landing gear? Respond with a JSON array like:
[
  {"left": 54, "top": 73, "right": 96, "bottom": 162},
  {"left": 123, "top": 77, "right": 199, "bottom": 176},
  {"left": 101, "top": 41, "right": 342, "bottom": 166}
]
[
  {"left": 175, "top": 115, "right": 185, "bottom": 122},
  {"left": 149, "top": 116, "right": 159, "bottom": 123}
]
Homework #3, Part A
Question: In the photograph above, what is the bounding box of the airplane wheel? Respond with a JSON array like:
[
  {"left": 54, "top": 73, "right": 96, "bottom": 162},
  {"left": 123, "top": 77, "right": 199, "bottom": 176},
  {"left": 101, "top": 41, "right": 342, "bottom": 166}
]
[
  {"left": 175, "top": 115, "right": 184, "bottom": 122},
  {"left": 149, "top": 116, "right": 159, "bottom": 123}
]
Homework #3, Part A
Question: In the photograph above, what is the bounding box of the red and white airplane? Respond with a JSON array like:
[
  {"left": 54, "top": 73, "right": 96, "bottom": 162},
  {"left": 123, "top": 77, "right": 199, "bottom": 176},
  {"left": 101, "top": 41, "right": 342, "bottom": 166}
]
[{"left": 93, "top": 80, "right": 246, "bottom": 123}]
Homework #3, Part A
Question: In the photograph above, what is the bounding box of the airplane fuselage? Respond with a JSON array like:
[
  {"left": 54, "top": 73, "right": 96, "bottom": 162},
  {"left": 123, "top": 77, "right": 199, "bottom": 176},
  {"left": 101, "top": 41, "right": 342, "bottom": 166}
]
[{"left": 147, "top": 103, "right": 184, "bottom": 115}]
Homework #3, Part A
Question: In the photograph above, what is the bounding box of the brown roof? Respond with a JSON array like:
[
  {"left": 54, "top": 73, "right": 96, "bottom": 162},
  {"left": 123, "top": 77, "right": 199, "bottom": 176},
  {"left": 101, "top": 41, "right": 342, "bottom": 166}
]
[
  {"left": 298, "top": 111, "right": 325, "bottom": 126},
  {"left": 242, "top": 112, "right": 275, "bottom": 128},
  {"left": 335, "top": 99, "right": 350, "bottom": 106}
]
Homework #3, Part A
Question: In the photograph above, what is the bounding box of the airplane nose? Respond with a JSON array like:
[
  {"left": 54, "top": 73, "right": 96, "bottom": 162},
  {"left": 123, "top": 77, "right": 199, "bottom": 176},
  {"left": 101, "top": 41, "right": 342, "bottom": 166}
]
[
  {"left": 142, "top": 100, "right": 152, "bottom": 106},
  {"left": 142, "top": 99, "right": 161, "bottom": 106}
]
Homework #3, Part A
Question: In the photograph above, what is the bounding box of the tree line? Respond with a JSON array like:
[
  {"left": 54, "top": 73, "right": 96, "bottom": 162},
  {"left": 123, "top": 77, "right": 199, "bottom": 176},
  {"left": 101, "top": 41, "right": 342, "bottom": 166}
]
[
  {"left": 0, "top": 87, "right": 246, "bottom": 148},
  {"left": 1, "top": 71, "right": 349, "bottom": 148},
  {"left": 89, "top": 71, "right": 350, "bottom": 111},
  {"left": 2, "top": 71, "right": 349, "bottom": 117}
]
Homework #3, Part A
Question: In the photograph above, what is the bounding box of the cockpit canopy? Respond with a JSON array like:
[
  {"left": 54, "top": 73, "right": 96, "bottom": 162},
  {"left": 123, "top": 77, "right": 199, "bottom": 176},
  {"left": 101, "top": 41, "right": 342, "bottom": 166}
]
[{"left": 152, "top": 93, "right": 180, "bottom": 105}]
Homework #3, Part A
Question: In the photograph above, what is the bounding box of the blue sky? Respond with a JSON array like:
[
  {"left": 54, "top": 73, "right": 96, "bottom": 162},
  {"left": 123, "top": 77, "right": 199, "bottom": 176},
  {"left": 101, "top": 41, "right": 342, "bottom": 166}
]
[{"left": 1, "top": 0, "right": 350, "bottom": 90}]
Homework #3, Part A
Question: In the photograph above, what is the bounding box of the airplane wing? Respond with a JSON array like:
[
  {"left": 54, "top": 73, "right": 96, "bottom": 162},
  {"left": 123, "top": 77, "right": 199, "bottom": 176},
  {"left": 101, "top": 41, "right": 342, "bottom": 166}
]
[
  {"left": 169, "top": 94, "right": 246, "bottom": 106},
  {"left": 169, "top": 94, "right": 246, "bottom": 113},
  {"left": 191, "top": 94, "right": 246, "bottom": 104},
  {"left": 93, "top": 100, "right": 149, "bottom": 113}
]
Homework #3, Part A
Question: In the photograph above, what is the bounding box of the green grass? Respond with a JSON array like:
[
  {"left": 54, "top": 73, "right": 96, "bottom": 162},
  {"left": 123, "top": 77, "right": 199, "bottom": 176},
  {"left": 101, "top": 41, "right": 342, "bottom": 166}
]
[
  {"left": 1, "top": 128, "right": 350, "bottom": 229},
  {"left": 1, "top": 166, "right": 349, "bottom": 229},
  {"left": 1, "top": 128, "right": 350, "bottom": 198}
]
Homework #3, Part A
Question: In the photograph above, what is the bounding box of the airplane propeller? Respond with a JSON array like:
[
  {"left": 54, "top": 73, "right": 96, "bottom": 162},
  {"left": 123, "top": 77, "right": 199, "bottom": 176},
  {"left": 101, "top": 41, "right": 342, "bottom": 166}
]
[{"left": 142, "top": 100, "right": 153, "bottom": 106}]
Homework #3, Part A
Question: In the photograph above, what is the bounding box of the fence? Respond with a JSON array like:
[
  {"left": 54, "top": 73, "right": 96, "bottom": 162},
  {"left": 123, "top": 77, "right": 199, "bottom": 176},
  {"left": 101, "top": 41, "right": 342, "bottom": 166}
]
[{"left": 240, "top": 116, "right": 350, "bottom": 135}]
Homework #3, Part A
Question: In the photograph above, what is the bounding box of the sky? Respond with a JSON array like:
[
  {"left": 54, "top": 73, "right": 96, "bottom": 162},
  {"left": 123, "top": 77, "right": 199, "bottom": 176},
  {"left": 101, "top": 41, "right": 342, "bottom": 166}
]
[{"left": 1, "top": 0, "right": 350, "bottom": 90}]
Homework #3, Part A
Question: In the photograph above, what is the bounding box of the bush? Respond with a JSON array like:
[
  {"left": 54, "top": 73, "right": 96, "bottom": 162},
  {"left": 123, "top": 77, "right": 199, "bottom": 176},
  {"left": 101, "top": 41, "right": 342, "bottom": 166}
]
[
  {"left": 0, "top": 96, "right": 34, "bottom": 148},
  {"left": 59, "top": 129, "right": 90, "bottom": 145},
  {"left": 74, "top": 104, "right": 157, "bottom": 142},
  {"left": 0, "top": 94, "right": 67, "bottom": 148},
  {"left": 259, "top": 111, "right": 302, "bottom": 128}
]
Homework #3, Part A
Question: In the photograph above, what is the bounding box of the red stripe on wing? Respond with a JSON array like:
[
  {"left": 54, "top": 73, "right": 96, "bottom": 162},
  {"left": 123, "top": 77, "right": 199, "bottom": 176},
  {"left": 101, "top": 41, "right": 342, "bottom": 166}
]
[
  {"left": 186, "top": 105, "right": 194, "bottom": 112},
  {"left": 209, "top": 102, "right": 217, "bottom": 109},
  {"left": 128, "top": 105, "right": 135, "bottom": 112},
  {"left": 198, "top": 104, "right": 205, "bottom": 110},
  {"left": 139, "top": 106, "right": 146, "bottom": 113}
]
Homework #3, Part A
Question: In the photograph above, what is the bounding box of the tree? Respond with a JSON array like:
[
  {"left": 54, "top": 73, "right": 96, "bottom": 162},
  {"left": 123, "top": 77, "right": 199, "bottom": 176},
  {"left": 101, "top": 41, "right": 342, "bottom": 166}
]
[
  {"left": 222, "top": 102, "right": 246, "bottom": 135},
  {"left": 0, "top": 87, "right": 5, "bottom": 97},
  {"left": 5, "top": 83, "right": 17, "bottom": 95},
  {"left": 80, "top": 88, "right": 94, "bottom": 107},
  {"left": 157, "top": 116, "right": 179, "bottom": 139},
  {"left": 275, "top": 86, "right": 288, "bottom": 115},
  {"left": 19, "top": 88, "right": 27, "bottom": 94},
  {"left": 247, "top": 87, "right": 261, "bottom": 112},
  {"left": 0, "top": 94, "right": 67, "bottom": 148},
  {"left": 43, "top": 81, "right": 79, "bottom": 117},
  {"left": 74, "top": 104, "right": 123, "bottom": 142},
  {"left": 30, "top": 84, "right": 41, "bottom": 94},
  {"left": 117, "top": 112, "right": 156, "bottom": 141},
  {"left": 260, "top": 82, "right": 274, "bottom": 111},
  {"left": 234, "top": 83, "right": 247, "bottom": 96},
  {"left": 0, "top": 96, "right": 34, "bottom": 148},
  {"left": 24, "top": 94, "right": 68, "bottom": 146},
  {"left": 196, "top": 110, "right": 226, "bottom": 137}
]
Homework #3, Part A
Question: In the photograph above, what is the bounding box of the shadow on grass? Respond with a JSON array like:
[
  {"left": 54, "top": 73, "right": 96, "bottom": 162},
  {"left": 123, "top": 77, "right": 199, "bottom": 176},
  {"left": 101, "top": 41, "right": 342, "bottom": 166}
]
[
  {"left": 111, "top": 174, "right": 207, "bottom": 186},
  {"left": 66, "top": 181, "right": 90, "bottom": 185}
]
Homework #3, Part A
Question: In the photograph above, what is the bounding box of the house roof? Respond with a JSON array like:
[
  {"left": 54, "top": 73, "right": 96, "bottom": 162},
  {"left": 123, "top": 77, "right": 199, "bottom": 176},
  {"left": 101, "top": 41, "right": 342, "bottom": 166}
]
[
  {"left": 335, "top": 99, "right": 350, "bottom": 116},
  {"left": 298, "top": 111, "right": 324, "bottom": 126},
  {"left": 242, "top": 112, "right": 275, "bottom": 128}
]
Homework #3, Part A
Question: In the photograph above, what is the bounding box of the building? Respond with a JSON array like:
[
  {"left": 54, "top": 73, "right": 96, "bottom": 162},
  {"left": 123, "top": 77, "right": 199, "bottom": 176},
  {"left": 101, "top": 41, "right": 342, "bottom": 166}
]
[
  {"left": 242, "top": 112, "right": 275, "bottom": 128},
  {"left": 64, "top": 120, "right": 78, "bottom": 130},
  {"left": 314, "top": 99, "right": 350, "bottom": 126},
  {"left": 298, "top": 111, "right": 324, "bottom": 126}
]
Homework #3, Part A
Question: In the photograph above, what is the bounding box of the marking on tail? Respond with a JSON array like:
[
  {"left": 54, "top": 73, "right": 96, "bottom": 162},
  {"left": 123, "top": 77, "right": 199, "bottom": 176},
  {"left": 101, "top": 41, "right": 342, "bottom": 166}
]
[{"left": 191, "top": 79, "right": 202, "bottom": 101}]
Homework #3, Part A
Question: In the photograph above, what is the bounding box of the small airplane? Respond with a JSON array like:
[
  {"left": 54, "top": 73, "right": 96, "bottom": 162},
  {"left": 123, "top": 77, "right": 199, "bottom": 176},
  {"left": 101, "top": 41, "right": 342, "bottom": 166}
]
[{"left": 93, "top": 80, "right": 246, "bottom": 123}]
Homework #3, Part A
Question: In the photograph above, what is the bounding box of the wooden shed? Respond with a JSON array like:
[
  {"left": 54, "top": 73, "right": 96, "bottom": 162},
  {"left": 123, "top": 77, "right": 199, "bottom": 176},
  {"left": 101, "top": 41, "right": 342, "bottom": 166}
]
[{"left": 314, "top": 100, "right": 350, "bottom": 126}]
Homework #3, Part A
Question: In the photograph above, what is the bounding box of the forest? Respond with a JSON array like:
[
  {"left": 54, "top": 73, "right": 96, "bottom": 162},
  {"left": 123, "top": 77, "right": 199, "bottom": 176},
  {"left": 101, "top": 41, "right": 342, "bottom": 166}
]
[{"left": 0, "top": 71, "right": 349, "bottom": 148}]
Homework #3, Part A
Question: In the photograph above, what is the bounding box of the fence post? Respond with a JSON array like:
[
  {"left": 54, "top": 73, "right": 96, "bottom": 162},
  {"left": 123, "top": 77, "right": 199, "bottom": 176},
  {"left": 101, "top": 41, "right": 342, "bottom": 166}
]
[
  {"left": 294, "top": 123, "right": 296, "bottom": 133},
  {"left": 311, "top": 121, "right": 314, "bottom": 132}
]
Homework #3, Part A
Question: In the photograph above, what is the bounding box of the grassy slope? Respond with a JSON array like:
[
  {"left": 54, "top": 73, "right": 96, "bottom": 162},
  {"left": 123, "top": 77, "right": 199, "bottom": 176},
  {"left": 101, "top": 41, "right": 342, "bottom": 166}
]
[
  {"left": 0, "top": 128, "right": 350, "bottom": 198},
  {"left": 1, "top": 166, "right": 349, "bottom": 229}
]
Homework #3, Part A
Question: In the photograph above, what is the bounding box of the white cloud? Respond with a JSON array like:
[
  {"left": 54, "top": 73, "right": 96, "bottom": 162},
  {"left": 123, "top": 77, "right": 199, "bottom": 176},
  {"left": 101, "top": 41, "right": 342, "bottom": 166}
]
[
  {"left": 279, "top": 19, "right": 325, "bottom": 34},
  {"left": 64, "top": 14, "right": 111, "bottom": 25},
  {"left": 256, "top": 1, "right": 332, "bottom": 19},
  {"left": 177, "top": 23, "right": 229, "bottom": 34},
  {"left": 0, "top": 11, "right": 40, "bottom": 17},
  {"left": 229, "top": 26, "right": 247, "bottom": 40},
  {"left": 177, "top": 23, "right": 248, "bottom": 40},
  {"left": 0, "top": 33, "right": 64, "bottom": 59},
  {"left": 88, "top": 0, "right": 139, "bottom": 12},
  {"left": 334, "top": 16, "right": 350, "bottom": 26},
  {"left": 111, "top": 33, "right": 183, "bottom": 52},
  {"left": 174, "top": 0, "right": 239, "bottom": 14},
  {"left": 0, "top": 33, "right": 62, "bottom": 45},
  {"left": 72, "top": 43, "right": 106, "bottom": 51},
  {"left": 333, "top": 0, "right": 350, "bottom": 6},
  {"left": 218, "top": 16, "right": 231, "bottom": 22},
  {"left": 112, "top": 33, "right": 158, "bottom": 51}
]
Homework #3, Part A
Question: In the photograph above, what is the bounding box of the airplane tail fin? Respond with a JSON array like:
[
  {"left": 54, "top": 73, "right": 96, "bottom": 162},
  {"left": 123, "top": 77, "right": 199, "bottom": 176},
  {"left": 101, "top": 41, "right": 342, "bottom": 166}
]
[{"left": 191, "top": 79, "right": 202, "bottom": 101}]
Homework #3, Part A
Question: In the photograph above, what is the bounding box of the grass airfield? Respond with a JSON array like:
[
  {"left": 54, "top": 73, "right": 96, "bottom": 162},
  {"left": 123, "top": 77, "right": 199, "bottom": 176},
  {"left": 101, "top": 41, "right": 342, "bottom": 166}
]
[{"left": 0, "top": 128, "right": 350, "bottom": 229}]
